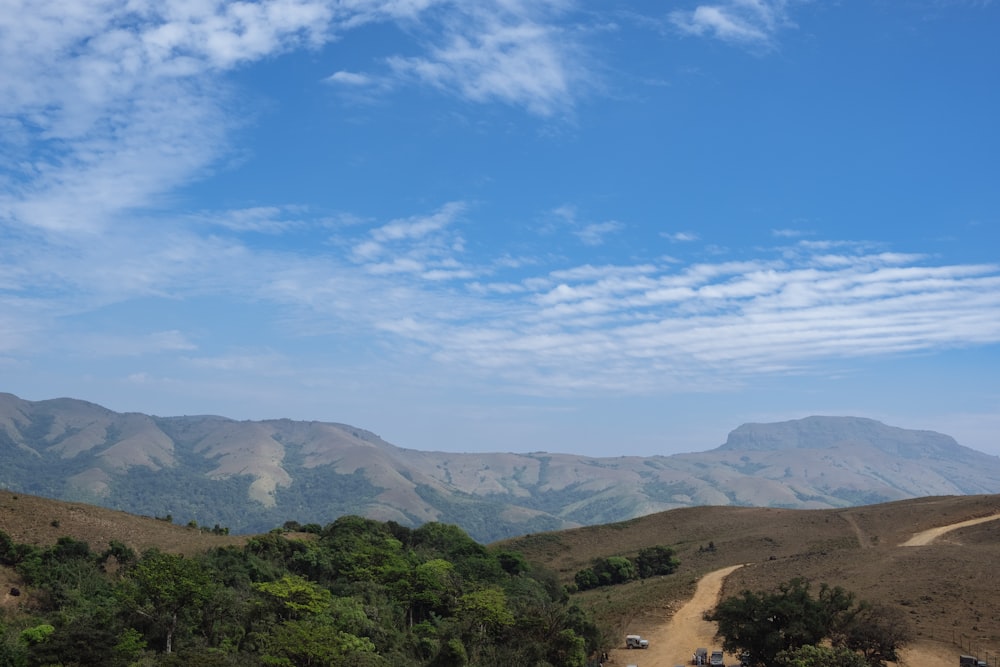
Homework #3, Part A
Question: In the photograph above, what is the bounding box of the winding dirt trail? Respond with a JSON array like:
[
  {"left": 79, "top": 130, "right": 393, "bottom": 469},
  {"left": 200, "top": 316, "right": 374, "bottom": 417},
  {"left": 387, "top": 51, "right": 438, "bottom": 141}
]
[
  {"left": 607, "top": 565, "right": 743, "bottom": 667},
  {"left": 604, "top": 512, "right": 1000, "bottom": 667},
  {"left": 842, "top": 513, "right": 873, "bottom": 549},
  {"left": 899, "top": 512, "right": 1000, "bottom": 547}
]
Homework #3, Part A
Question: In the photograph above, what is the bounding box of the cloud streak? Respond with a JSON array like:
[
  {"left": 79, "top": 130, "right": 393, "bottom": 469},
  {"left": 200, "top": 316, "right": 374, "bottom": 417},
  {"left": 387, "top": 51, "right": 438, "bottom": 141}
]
[
  {"left": 0, "top": 0, "right": 585, "bottom": 237},
  {"left": 4, "top": 184, "right": 1000, "bottom": 401},
  {"left": 387, "top": 2, "right": 586, "bottom": 116},
  {"left": 670, "top": 0, "right": 793, "bottom": 48},
  {"left": 368, "top": 239, "right": 1000, "bottom": 394}
]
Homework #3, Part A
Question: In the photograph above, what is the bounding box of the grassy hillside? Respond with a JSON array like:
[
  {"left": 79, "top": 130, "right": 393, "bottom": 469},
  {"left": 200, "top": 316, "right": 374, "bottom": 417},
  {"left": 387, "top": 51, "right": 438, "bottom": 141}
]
[
  {"left": 0, "top": 488, "right": 249, "bottom": 618},
  {"left": 0, "top": 489, "right": 247, "bottom": 554},
  {"left": 501, "top": 494, "right": 1000, "bottom": 656},
  {"left": 4, "top": 488, "right": 999, "bottom": 661}
]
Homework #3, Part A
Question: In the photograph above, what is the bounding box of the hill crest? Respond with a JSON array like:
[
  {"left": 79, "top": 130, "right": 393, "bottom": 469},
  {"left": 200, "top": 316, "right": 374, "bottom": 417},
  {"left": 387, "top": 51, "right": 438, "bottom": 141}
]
[{"left": 2, "top": 392, "right": 999, "bottom": 541}]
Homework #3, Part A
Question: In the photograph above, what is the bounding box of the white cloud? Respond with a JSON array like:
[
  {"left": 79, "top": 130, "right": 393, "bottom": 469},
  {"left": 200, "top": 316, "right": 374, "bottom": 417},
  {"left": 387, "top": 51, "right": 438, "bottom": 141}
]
[
  {"left": 0, "top": 0, "right": 349, "bottom": 235},
  {"left": 368, "top": 243, "right": 1000, "bottom": 394},
  {"left": 670, "top": 0, "right": 793, "bottom": 48},
  {"left": 575, "top": 221, "right": 623, "bottom": 246},
  {"left": 386, "top": 3, "right": 587, "bottom": 116},
  {"left": 326, "top": 70, "right": 376, "bottom": 86},
  {"left": 190, "top": 206, "right": 306, "bottom": 233},
  {"left": 4, "top": 2, "right": 999, "bottom": 412},
  {"left": 5, "top": 188, "right": 1000, "bottom": 399},
  {"left": 372, "top": 202, "right": 466, "bottom": 242},
  {"left": 663, "top": 231, "right": 699, "bottom": 242},
  {"left": 0, "top": 1, "right": 586, "bottom": 238},
  {"left": 350, "top": 202, "right": 470, "bottom": 279},
  {"left": 771, "top": 228, "right": 807, "bottom": 238}
]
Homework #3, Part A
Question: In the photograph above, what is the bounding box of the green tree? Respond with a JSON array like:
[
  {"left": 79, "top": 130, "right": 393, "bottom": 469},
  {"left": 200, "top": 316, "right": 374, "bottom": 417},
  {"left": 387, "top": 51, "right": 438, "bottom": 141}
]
[
  {"left": 574, "top": 568, "right": 599, "bottom": 591},
  {"left": 261, "top": 618, "right": 377, "bottom": 666},
  {"left": 0, "top": 623, "right": 27, "bottom": 667},
  {"left": 429, "top": 637, "right": 468, "bottom": 667},
  {"left": 116, "top": 550, "right": 215, "bottom": 654},
  {"left": 842, "top": 603, "right": 910, "bottom": 667},
  {"left": 707, "top": 579, "right": 855, "bottom": 667},
  {"left": 13, "top": 536, "right": 112, "bottom": 613},
  {"left": 100, "top": 540, "right": 137, "bottom": 570},
  {"left": 404, "top": 558, "right": 461, "bottom": 624},
  {"left": 635, "top": 545, "right": 680, "bottom": 578},
  {"left": 592, "top": 556, "right": 637, "bottom": 586},
  {"left": 320, "top": 516, "right": 410, "bottom": 583},
  {"left": 253, "top": 574, "right": 335, "bottom": 620},
  {"left": 548, "top": 628, "right": 587, "bottom": 667},
  {"left": 776, "top": 644, "right": 868, "bottom": 667},
  {"left": 25, "top": 615, "right": 125, "bottom": 667},
  {"left": 253, "top": 573, "right": 378, "bottom": 666},
  {"left": 457, "top": 587, "right": 514, "bottom": 638},
  {"left": 17, "top": 624, "right": 53, "bottom": 646}
]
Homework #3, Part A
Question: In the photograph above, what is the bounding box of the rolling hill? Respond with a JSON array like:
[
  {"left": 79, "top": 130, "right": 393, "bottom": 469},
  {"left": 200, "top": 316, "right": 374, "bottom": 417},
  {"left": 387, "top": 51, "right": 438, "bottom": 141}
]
[
  {"left": 2, "top": 487, "right": 998, "bottom": 665},
  {"left": 2, "top": 392, "right": 999, "bottom": 541},
  {"left": 501, "top": 494, "right": 1000, "bottom": 666}
]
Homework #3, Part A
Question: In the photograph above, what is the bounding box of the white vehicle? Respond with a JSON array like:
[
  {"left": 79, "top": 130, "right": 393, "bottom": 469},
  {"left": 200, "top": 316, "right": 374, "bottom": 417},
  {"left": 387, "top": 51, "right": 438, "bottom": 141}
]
[{"left": 626, "top": 634, "right": 650, "bottom": 649}]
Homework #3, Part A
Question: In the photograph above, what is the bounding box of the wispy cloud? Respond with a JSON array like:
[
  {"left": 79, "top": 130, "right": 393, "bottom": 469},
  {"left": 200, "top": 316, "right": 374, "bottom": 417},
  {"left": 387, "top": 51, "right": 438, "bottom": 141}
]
[
  {"left": 0, "top": 0, "right": 346, "bottom": 235},
  {"left": 349, "top": 202, "right": 472, "bottom": 280},
  {"left": 189, "top": 206, "right": 307, "bottom": 233},
  {"left": 575, "top": 221, "right": 623, "bottom": 246},
  {"left": 0, "top": 1, "right": 586, "bottom": 239},
  {"left": 549, "top": 205, "right": 622, "bottom": 246},
  {"left": 386, "top": 2, "right": 587, "bottom": 116},
  {"left": 72, "top": 330, "right": 198, "bottom": 358},
  {"left": 5, "top": 185, "right": 1000, "bottom": 397},
  {"left": 670, "top": 0, "right": 794, "bottom": 48},
  {"left": 326, "top": 70, "right": 376, "bottom": 86},
  {"left": 372, "top": 238, "right": 1000, "bottom": 394},
  {"left": 663, "top": 231, "right": 700, "bottom": 242},
  {"left": 3, "top": 1, "right": 998, "bottom": 420},
  {"left": 771, "top": 228, "right": 809, "bottom": 238}
]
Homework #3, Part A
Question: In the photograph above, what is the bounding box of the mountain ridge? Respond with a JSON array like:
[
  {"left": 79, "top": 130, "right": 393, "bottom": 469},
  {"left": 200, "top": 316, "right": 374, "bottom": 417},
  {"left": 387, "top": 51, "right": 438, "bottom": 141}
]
[
  {"left": 1, "top": 392, "right": 998, "bottom": 541},
  {"left": 719, "top": 415, "right": 965, "bottom": 458}
]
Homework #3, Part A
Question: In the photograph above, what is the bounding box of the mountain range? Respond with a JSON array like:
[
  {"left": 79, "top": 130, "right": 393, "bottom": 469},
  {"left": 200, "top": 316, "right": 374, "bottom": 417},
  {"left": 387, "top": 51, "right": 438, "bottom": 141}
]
[{"left": 1, "top": 392, "right": 998, "bottom": 542}]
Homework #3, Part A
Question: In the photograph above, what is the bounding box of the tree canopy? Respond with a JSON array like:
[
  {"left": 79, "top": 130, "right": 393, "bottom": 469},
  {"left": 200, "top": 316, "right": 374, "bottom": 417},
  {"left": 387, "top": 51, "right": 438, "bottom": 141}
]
[
  {"left": 0, "top": 521, "right": 599, "bottom": 667},
  {"left": 706, "top": 578, "right": 910, "bottom": 667}
]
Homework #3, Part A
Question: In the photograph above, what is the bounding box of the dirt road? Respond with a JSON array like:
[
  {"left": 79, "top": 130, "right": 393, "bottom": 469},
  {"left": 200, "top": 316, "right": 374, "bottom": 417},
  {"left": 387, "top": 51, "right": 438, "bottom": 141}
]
[
  {"left": 899, "top": 512, "right": 1000, "bottom": 546},
  {"left": 607, "top": 565, "right": 743, "bottom": 667},
  {"left": 604, "top": 512, "right": 1000, "bottom": 667},
  {"left": 605, "top": 563, "right": 955, "bottom": 667}
]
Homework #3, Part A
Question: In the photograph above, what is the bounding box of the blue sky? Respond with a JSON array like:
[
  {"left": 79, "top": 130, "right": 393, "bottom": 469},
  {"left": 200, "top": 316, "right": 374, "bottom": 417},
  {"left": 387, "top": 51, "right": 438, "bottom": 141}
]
[{"left": 2, "top": 0, "right": 999, "bottom": 457}]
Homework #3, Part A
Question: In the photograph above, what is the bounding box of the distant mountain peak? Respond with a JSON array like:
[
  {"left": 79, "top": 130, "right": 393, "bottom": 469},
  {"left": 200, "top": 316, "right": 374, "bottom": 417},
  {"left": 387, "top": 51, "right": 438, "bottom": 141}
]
[{"left": 718, "top": 415, "right": 961, "bottom": 457}]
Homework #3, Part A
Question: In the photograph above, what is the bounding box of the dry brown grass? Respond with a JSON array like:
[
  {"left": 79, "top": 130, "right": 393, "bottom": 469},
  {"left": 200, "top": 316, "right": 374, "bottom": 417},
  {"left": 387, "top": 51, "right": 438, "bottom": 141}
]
[
  {"left": 502, "top": 494, "right": 1000, "bottom": 658},
  {"left": 0, "top": 489, "right": 248, "bottom": 554},
  {"left": 0, "top": 488, "right": 249, "bottom": 611},
  {"left": 3, "top": 488, "right": 999, "bottom": 661}
]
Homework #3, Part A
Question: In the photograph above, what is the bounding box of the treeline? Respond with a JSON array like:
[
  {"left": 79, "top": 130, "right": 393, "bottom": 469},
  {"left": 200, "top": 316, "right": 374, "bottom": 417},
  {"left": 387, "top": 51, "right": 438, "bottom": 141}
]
[
  {"left": 572, "top": 545, "right": 679, "bottom": 591},
  {"left": 0, "top": 517, "right": 600, "bottom": 666}
]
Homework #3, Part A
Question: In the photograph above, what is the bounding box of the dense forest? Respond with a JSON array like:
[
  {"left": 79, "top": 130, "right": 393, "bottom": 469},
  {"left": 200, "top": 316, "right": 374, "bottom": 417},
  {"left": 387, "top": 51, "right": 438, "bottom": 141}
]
[{"left": 0, "top": 517, "right": 601, "bottom": 666}]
